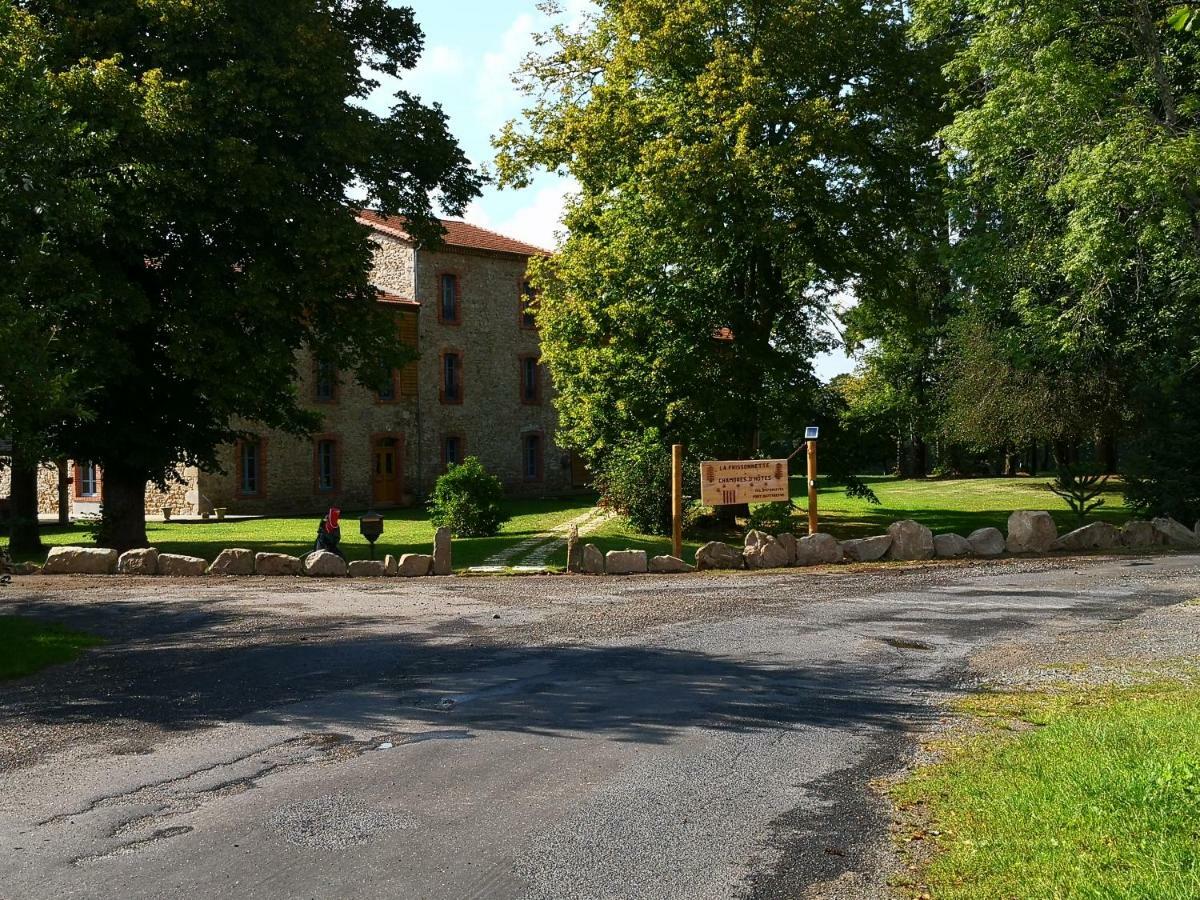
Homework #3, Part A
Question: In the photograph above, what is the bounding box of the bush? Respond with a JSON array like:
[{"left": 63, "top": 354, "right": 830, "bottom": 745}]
[
  {"left": 593, "top": 431, "right": 698, "bottom": 536},
  {"left": 427, "top": 457, "right": 508, "bottom": 537},
  {"left": 1123, "top": 375, "right": 1200, "bottom": 525},
  {"left": 746, "top": 501, "right": 799, "bottom": 535}
]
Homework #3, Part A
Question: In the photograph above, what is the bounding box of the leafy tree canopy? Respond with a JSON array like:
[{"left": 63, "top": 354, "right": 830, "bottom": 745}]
[{"left": 2, "top": 0, "right": 482, "bottom": 548}]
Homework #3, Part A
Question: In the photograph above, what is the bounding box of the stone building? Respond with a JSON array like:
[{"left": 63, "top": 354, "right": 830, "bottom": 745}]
[{"left": 26, "top": 214, "right": 585, "bottom": 519}]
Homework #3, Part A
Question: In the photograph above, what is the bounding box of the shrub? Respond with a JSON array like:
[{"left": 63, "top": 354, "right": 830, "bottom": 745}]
[
  {"left": 427, "top": 457, "right": 508, "bottom": 537},
  {"left": 593, "top": 431, "right": 698, "bottom": 536},
  {"left": 746, "top": 501, "right": 799, "bottom": 535}
]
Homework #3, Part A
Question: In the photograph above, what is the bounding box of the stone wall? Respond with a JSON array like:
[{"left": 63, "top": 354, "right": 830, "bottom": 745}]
[{"left": 30, "top": 461, "right": 198, "bottom": 519}]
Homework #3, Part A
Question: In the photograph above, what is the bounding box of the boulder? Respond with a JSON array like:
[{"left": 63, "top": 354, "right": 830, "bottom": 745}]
[
  {"left": 43, "top": 546, "right": 119, "bottom": 576},
  {"left": 743, "top": 530, "right": 790, "bottom": 569},
  {"left": 348, "top": 559, "right": 387, "bottom": 578},
  {"left": 1006, "top": 510, "right": 1058, "bottom": 554},
  {"left": 649, "top": 555, "right": 694, "bottom": 574},
  {"left": 208, "top": 548, "right": 256, "bottom": 577},
  {"left": 1151, "top": 517, "right": 1200, "bottom": 549},
  {"left": 776, "top": 533, "right": 799, "bottom": 566},
  {"left": 566, "top": 524, "right": 581, "bottom": 573},
  {"left": 841, "top": 535, "right": 892, "bottom": 563},
  {"left": 158, "top": 553, "right": 209, "bottom": 577},
  {"left": 695, "top": 541, "right": 744, "bottom": 571},
  {"left": 255, "top": 553, "right": 302, "bottom": 576},
  {"left": 796, "top": 533, "right": 842, "bottom": 566},
  {"left": 933, "top": 533, "right": 973, "bottom": 559},
  {"left": 605, "top": 549, "right": 648, "bottom": 575},
  {"left": 117, "top": 547, "right": 160, "bottom": 576},
  {"left": 1056, "top": 521, "right": 1119, "bottom": 552},
  {"left": 383, "top": 554, "right": 399, "bottom": 576},
  {"left": 303, "top": 550, "right": 347, "bottom": 577},
  {"left": 581, "top": 543, "right": 605, "bottom": 575},
  {"left": 886, "top": 520, "right": 935, "bottom": 561},
  {"left": 397, "top": 553, "right": 432, "bottom": 577},
  {"left": 967, "top": 527, "right": 1006, "bottom": 558},
  {"left": 432, "top": 526, "right": 452, "bottom": 576},
  {"left": 1120, "top": 520, "right": 1160, "bottom": 548}
]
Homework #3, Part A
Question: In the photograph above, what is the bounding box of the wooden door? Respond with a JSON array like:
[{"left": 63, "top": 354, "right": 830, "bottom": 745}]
[{"left": 372, "top": 442, "right": 401, "bottom": 505}]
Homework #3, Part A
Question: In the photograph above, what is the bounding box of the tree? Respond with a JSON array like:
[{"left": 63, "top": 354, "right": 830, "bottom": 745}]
[
  {"left": 6, "top": 1, "right": 482, "bottom": 550},
  {"left": 915, "top": 0, "right": 1200, "bottom": 486},
  {"left": 497, "top": 0, "right": 948, "bottom": 513}
]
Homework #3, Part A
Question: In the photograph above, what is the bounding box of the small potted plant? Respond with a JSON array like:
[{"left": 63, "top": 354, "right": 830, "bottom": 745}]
[
  {"left": 214, "top": 507, "right": 227, "bottom": 521},
  {"left": 161, "top": 506, "right": 173, "bottom": 522}
]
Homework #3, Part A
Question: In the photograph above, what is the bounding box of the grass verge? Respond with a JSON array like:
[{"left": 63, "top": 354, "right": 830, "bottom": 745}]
[
  {"left": 0, "top": 616, "right": 104, "bottom": 680},
  {"left": 891, "top": 678, "right": 1200, "bottom": 898}
]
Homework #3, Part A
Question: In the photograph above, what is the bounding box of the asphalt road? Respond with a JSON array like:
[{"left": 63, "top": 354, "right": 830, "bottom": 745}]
[{"left": 1, "top": 554, "right": 1198, "bottom": 899}]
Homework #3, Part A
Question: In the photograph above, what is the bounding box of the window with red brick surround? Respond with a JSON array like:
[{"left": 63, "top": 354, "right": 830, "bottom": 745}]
[
  {"left": 313, "top": 359, "right": 338, "bottom": 403},
  {"left": 437, "top": 272, "right": 462, "bottom": 325},
  {"left": 73, "top": 461, "right": 102, "bottom": 501},
  {"left": 519, "top": 354, "right": 542, "bottom": 405},
  {"left": 440, "top": 349, "right": 463, "bottom": 404},
  {"left": 235, "top": 437, "right": 268, "bottom": 499},
  {"left": 313, "top": 435, "right": 341, "bottom": 494},
  {"left": 519, "top": 280, "right": 538, "bottom": 330},
  {"left": 521, "top": 432, "right": 544, "bottom": 482},
  {"left": 442, "top": 433, "right": 466, "bottom": 470}
]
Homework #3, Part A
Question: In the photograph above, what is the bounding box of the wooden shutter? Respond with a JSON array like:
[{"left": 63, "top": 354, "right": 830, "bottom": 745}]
[{"left": 397, "top": 312, "right": 419, "bottom": 396}]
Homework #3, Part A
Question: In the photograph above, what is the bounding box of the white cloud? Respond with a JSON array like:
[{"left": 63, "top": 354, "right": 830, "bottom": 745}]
[{"left": 467, "top": 178, "right": 578, "bottom": 251}]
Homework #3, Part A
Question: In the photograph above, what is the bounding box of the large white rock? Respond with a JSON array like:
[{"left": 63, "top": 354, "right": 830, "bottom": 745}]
[
  {"left": 566, "top": 525, "right": 582, "bottom": 573},
  {"left": 303, "top": 550, "right": 347, "bottom": 577},
  {"left": 43, "top": 546, "right": 118, "bottom": 575},
  {"left": 649, "top": 555, "right": 694, "bottom": 574},
  {"left": 933, "top": 533, "right": 973, "bottom": 559},
  {"left": 796, "top": 533, "right": 842, "bottom": 566},
  {"left": 397, "top": 553, "right": 432, "bottom": 577},
  {"left": 743, "top": 531, "right": 790, "bottom": 569},
  {"left": 1006, "top": 510, "right": 1058, "bottom": 554},
  {"left": 117, "top": 547, "right": 159, "bottom": 576},
  {"left": 776, "top": 533, "right": 799, "bottom": 566},
  {"left": 841, "top": 535, "right": 892, "bottom": 562},
  {"left": 432, "top": 526, "right": 452, "bottom": 576},
  {"left": 581, "top": 543, "right": 605, "bottom": 575},
  {"left": 967, "top": 527, "right": 1006, "bottom": 558},
  {"left": 1151, "top": 517, "right": 1200, "bottom": 549},
  {"left": 886, "top": 520, "right": 935, "bottom": 561},
  {"left": 255, "top": 552, "right": 302, "bottom": 576},
  {"left": 695, "top": 541, "right": 743, "bottom": 571},
  {"left": 383, "top": 554, "right": 399, "bottom": 576},
  {"left": 158, "top": 553, "right": 209, "bottom": 576},
  {"left": 1056, "top": 521, "right": 1119, "bottom": 551},
  {"left": 1120, "top": 520, "right": 1160, "bottom": 548},
  {"left": 605, "top": 549, "right": 648, "bottom": 575},
  {"left": 208, "top": 548, "right": 255, "bottom": 577},
  {"left": 348, "top": 559, "right": 387, "bottom": 578}
]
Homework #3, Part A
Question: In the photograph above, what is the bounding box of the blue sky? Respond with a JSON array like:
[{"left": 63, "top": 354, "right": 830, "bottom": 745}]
[{"left": 366, "top": 1, "right": 857, "bottom": 381}]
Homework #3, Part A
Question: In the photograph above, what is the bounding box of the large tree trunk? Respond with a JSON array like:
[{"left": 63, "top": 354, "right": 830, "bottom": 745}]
[
  {"left": 1098, "top": 432, "right": 1118, "bottom": 474},
  {"left": 99, "top": 464, "right": 149, "bottom": 552},
  {"left": 8, "top": 446, "right": 43, "bottom": 555},
  {"left": 56, "top": 459, "right": 70, "bottom": 526}
]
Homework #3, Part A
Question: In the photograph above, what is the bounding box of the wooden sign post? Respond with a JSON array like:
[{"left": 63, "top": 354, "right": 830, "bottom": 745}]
[
  {"left": 671, "top": 444, "right": 684, "bottom": 559},
  {"left": 805, "top": 426, "right": 820, "bottom": 535}
]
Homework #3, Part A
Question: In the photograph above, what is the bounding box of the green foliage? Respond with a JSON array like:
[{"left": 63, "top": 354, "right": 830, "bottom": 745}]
[
  {"left": 496, "top": 0, "right": 941, "bottom": 476},
  {"left": 1169, "top": 5, "right": 1199, "bottom": 32},
  {"left": 592, "top": 431, "right": 697, "bottom": 536},
  {"left": 1, "top": 0, "right": 482, "bottom": 548},
  {"left": 1123, "top": 375, "right": 1200, "bottom": 524},
  {"left": 427, "top": 457, "right": 509, "bottom": 538},
  {"left": 745, "top": 501, "right": 798, "bottom": 536},
  {"left": 1048, "top": 466, "right": 1108, "bottom": 525},
  {"left": 893, "top": 681, "right": 1200, "bottom": 898},
  {"left": 0, "top": 616, "right": 103, "bottom": 681}
]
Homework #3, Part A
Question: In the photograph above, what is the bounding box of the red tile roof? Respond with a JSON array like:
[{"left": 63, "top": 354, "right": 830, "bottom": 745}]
[
  {"left": 375, "top": 288, "right": 419, "bottom": 307},
  {"left": 357, "top": 209, "right": 551, "bottom": 258}
]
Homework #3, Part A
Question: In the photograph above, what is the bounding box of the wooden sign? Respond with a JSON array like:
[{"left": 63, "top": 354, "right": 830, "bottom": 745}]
[{"left": 700, "top": 459, "right": 790, "bottom": 506}]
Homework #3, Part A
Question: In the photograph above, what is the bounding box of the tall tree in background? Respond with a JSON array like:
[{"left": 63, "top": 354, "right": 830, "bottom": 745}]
[
  {"left": 4, "top": 1, "right": 481, "bottom": 550},
  {"left": 915, "top": 0, "right": 1200, "bottom": 498},
  {"left": 497, "top": 0, "right": 950, "bottom": 505}
]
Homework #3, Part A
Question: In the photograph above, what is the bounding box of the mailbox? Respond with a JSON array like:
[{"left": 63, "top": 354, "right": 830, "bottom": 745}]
[{"left": 359, "top": 512, "right": 384, "bottom": 559}]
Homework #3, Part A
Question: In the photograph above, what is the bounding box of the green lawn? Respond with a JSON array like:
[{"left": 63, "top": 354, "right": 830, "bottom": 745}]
[
  {"left": 892, "top": 679, "right": 1200, "bottom": 898},
  {"left": 4, "top": 497, "right": 595, "bottom": 570},
  {"left": 2, "top": 476, "right": 1136, "bottom": 571},
  {"left": 0, "top": 616, "right": 103, "bottom": 680}
]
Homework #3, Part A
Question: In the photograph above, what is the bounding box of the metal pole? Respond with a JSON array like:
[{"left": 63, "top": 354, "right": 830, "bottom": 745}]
[
  {"left": 672, "top": 444, "right": 684, "bottom": 559},
  {"left": 807, "top": 440, "right": 819, "bottom": 535}
]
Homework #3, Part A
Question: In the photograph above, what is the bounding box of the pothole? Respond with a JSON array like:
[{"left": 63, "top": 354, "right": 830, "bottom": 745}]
[{"left": 880, "top": 637, "right": 932, "bottom": 651}]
